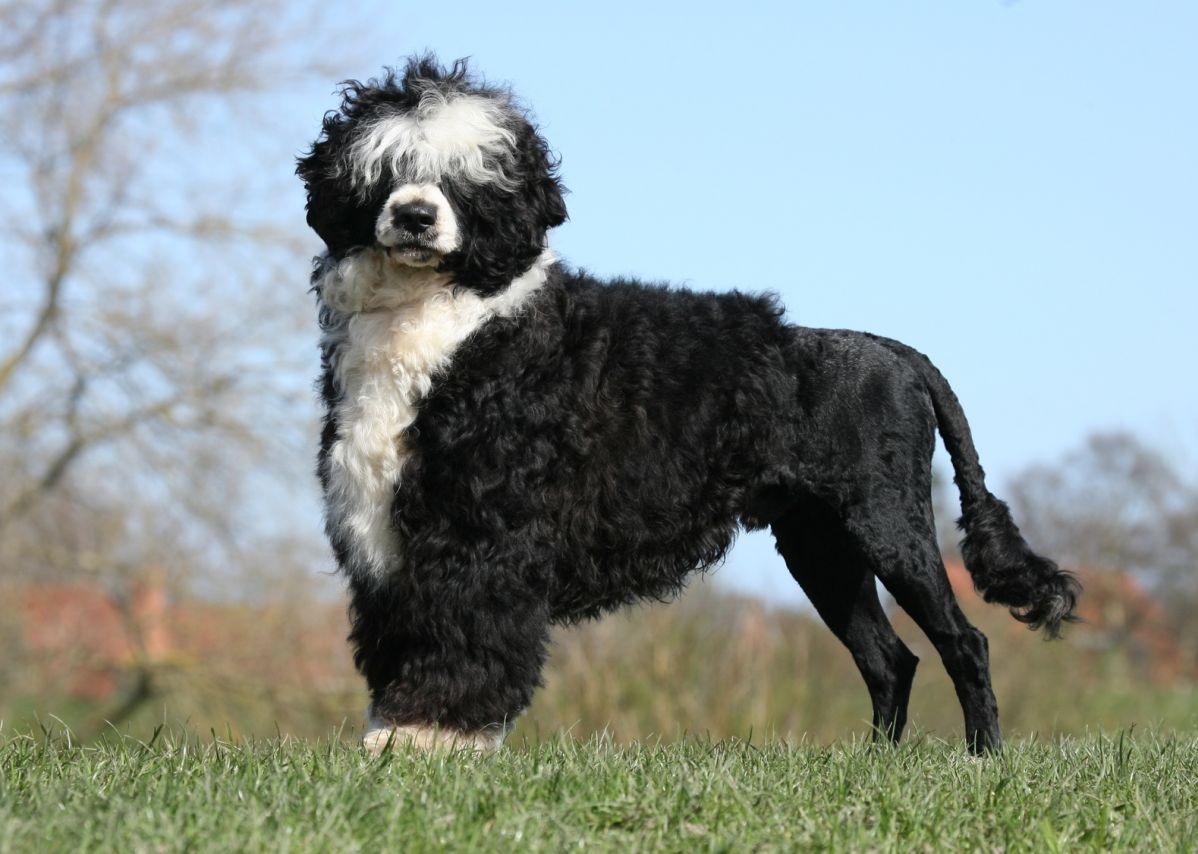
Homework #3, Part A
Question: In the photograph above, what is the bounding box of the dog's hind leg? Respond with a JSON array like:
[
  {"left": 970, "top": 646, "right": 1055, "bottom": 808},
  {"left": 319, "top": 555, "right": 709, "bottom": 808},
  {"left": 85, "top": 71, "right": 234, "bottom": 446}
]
[
  {"left": 847, "top": 502, "right": 1002, "bottom": 754},
  {"left": 771, "top": 498, "right": 919, "bottom": 743}
]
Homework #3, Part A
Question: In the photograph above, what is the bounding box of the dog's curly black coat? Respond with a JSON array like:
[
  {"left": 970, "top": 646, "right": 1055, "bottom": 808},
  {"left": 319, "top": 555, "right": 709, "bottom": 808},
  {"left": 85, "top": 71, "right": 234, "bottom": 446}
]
[{"left": 298, "top": 56, "right": 1079, "bottom": 753}]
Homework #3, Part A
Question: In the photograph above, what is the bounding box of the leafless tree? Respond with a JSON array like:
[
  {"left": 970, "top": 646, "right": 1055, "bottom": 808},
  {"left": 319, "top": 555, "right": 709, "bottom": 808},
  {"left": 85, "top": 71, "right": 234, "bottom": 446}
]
[{"left": 0, "top": 0, "right": 361, "bottom": 730}]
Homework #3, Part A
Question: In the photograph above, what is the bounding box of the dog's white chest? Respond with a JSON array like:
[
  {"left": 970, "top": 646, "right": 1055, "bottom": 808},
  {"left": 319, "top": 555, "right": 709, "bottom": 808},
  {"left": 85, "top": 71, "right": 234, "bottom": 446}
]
[
  {"left": 319, "top": 251, "right": 554, "bottom": 582},
  {"left": 325, "top": 295, "right": 487, "bottom": 579}
]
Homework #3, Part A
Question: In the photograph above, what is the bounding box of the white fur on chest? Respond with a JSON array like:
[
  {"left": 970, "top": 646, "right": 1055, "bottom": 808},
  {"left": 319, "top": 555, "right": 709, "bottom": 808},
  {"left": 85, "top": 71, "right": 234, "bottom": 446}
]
[{"left": 319, "top": 249, "right": 552, "bottom": 583}]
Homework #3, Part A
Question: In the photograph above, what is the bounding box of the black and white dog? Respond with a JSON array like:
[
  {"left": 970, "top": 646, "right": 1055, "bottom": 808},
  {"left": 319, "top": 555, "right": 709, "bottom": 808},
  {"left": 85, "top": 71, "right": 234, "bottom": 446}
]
[{"left": 298, "top": 56, "right": 1078, "bottom": 755}]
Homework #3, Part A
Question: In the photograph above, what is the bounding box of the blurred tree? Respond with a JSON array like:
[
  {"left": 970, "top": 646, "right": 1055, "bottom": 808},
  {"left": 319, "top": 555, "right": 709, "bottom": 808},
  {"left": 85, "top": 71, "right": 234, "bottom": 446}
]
[
  {"left": 0, "top": 0, "right": 352, "bottom": 732},
  {"left": 0, "top": 0, "right": 327, "bottom": 537},
  {"left": 1007, "top": 431, "right": 1198, "bottom": 664}
]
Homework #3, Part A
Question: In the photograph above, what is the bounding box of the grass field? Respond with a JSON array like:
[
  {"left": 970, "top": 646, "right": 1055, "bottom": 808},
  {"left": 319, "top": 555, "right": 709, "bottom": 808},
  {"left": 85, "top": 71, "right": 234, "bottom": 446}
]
[{"left": 2, "top": 729, "right": 1196, "bottom": 852}]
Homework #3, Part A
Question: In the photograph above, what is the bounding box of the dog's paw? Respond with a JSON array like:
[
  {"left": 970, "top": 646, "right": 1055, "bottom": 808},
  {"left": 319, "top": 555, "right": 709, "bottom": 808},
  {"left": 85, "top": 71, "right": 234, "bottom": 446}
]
[{"left": 361, "top": 721, "right": 507, "bottom": 756}]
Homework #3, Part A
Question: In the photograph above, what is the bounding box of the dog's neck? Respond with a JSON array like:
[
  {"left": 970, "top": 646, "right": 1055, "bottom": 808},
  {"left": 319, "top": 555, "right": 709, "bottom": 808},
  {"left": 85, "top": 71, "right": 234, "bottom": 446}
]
[{"left": 314, "top": 247, "right": 555, "bottom": 317}]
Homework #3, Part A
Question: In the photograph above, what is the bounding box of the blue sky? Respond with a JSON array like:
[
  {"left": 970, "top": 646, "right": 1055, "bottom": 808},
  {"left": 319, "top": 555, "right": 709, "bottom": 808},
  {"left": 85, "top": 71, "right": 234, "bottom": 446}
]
[{"left": 276, "top": 1, "right": 1197, "bottom": 604}]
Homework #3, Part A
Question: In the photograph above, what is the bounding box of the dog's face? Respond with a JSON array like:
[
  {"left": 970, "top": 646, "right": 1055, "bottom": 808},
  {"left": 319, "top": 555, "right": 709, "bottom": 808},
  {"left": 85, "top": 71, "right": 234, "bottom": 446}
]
[{"left": 298, "top": 58, "right": 567, "bottom": 297}]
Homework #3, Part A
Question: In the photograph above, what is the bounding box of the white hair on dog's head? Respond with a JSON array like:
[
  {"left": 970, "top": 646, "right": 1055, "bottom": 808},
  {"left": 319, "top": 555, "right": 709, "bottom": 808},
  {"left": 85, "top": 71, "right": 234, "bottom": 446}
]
[{"left": 343, "top": 93, "right": 518, "bottom": 194}]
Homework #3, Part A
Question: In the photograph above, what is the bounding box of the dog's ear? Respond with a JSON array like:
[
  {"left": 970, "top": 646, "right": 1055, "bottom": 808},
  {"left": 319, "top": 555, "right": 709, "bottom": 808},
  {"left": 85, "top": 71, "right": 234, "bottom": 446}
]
[
  {"left": 531, "top": 171, "right": 568, "bottom": 230},
  {"left": 297, "top": 137, "right": 378, "bottom": 256},
  {"left": 514, "top": 124, "right": 568, "bottom": 230},
  {"left": 296, "top": 139, "right": 338, "bottom": 247}
]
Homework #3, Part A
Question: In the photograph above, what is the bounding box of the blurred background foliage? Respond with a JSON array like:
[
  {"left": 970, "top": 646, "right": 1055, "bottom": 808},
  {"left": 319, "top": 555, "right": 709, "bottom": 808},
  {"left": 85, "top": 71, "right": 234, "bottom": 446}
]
[{"left": 1, "top": 0, "right": 1195, "bottom": 745}]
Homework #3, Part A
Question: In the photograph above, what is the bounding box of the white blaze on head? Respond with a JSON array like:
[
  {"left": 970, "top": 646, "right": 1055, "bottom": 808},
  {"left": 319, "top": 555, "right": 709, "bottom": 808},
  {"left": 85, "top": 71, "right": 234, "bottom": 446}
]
[{"left": 344, "top": 92, "right": 518, "bottom": 193}]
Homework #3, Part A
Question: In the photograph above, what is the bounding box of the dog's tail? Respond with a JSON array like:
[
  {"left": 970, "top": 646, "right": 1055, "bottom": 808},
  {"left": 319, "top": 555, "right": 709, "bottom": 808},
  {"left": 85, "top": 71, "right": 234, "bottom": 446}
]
[{"left": 902, "top": 345, "right": 1080, "bottom": 638}]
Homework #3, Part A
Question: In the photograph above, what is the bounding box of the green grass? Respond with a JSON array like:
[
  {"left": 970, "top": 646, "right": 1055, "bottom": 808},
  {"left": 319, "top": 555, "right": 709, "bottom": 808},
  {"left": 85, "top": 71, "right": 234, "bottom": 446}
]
[{"left": 2, "top": 730, "right": 1196, "bottom": 852}]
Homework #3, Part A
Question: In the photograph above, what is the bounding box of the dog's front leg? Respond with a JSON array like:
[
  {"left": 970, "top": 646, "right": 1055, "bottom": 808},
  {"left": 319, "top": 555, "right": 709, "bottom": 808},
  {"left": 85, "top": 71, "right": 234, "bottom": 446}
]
[{"left": 348, "top": 583, "right": 550, "bottom": 756}]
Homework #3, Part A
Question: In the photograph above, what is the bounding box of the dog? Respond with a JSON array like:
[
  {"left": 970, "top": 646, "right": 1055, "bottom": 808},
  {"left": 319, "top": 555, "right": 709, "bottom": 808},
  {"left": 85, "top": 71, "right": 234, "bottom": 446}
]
[{"left": 297, "top": 56, "right": 1079, "bottom": 755}]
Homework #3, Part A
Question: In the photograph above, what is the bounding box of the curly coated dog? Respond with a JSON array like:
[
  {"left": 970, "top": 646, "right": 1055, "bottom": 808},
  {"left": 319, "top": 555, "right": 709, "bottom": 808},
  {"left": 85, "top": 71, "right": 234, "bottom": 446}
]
[{"left": 296, "top": 56, "right": 1079, "bottom": 755}]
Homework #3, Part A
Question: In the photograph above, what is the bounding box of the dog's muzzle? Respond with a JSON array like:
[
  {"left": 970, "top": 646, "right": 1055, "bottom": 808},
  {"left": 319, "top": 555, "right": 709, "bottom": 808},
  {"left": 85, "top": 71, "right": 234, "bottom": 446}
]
[{"left": 376, "top": 185, "right": 460, "bottom": 267}]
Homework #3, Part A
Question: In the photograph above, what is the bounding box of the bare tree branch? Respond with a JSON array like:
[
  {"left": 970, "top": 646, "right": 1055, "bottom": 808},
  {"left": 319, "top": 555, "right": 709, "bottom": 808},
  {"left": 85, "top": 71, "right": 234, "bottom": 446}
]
[
  {"left": 0, "top": 0, "right": 351, "bottom": 577},
  {"left": 0, "top": 0, "right": 369, "bottom": 739}
]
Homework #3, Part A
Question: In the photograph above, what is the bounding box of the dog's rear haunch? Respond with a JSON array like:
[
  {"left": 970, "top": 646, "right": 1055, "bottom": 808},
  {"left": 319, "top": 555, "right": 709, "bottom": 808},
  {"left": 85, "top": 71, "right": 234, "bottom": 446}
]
[{"left": 297, "top": 56, "right": 1079, "bottom": 755}]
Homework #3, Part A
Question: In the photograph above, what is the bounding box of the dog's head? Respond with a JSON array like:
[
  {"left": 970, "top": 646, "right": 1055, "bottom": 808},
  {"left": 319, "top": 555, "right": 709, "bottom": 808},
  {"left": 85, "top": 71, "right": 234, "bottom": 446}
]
[{"left": 297, "top": 56, "right": 567, "bottom": 299}]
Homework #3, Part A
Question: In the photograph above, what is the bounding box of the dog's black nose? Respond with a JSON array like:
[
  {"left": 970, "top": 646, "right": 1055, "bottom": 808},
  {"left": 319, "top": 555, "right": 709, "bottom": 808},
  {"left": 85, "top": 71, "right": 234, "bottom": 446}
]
[{"left": 393, "top": 202, "right": 438, "bottom": 234}]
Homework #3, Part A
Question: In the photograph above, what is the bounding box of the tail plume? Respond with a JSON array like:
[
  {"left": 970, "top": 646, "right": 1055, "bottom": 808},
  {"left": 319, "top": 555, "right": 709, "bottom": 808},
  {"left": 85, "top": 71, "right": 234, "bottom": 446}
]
[
  {"left": 898, "top": 342, "right": 1081, "bottom": 637},
  {"left": 958, "top": 495, "right": 1081, "bottom": 638}
]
